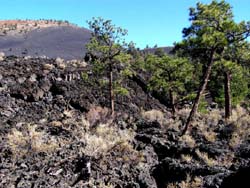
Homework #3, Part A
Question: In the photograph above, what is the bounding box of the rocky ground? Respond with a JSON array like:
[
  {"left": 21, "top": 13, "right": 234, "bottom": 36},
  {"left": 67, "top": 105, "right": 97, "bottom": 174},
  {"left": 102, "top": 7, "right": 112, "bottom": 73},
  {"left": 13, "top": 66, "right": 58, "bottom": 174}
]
[{"left": 0, "top": 56, "right": 250, "bottom": 187}]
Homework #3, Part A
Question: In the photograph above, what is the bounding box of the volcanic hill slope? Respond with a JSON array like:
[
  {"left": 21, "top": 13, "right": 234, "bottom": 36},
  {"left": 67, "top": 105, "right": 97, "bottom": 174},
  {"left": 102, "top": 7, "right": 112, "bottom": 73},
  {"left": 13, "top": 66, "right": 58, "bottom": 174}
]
[
  {"left": 0, "top": 20, "right": 91, "bottom": 60},
  {"left": 0, "top": 54, "right": 250, "bottom": 187},
  {"left": 0, "top": 20, "right": 174, "bottom": 60}
]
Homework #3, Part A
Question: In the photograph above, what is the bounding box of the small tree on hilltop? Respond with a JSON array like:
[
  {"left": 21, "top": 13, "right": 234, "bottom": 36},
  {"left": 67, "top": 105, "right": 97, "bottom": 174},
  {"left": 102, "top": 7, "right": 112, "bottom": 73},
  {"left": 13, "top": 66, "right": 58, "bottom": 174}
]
[{"left": 86, "top": 17, "right": 132, "bottom": 116}]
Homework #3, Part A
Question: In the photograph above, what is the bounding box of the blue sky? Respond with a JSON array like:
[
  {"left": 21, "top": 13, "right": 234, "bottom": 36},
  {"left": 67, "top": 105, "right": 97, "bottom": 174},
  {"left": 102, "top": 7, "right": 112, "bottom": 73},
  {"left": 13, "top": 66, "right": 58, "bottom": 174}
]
[{"left": 0, "top": 0, "right": 250, "bottom": 48}]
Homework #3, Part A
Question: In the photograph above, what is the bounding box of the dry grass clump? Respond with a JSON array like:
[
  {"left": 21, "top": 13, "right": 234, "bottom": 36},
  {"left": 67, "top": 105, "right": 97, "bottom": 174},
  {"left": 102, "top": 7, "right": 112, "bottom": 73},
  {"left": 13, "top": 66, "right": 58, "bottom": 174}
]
[
  {"left": 166, "top": 119, "right": 179, "bottom": 130},
  {"left": 162, "top": 108, "right": 191, "bottom": 131},
  {"left": 177, "top": 108, "right": 191, "bottom": 120},
  {"left": 43, "top": 63, "right": 55, "bottom": 71},
  {"left": 195, "top": 148, "right": 234, "bottom": 168},
  {"left": 203, "top": 131, "right": 217, "bottom": 143},
  {"left": 229, "top": 132, "right": 243, "bottom": 148},
  {"left": 141, "top": 109, "right": 165, "bottom": 125},
  {"left": 229, "top": 105, "right": 247, "bottom": 122},
  {"left": 181, "top": 154, "right": 193, "bottom": 163},
  {"left": 148, "top": 106, "right": 249, "bottom": 147},
  {"left": 167, "top": 175, "right": 202, "bottom": 188},
  {"left": 226, "top": 106, "right": 250, "bottom": 148},
  {"left": 80, "top": 178, "right": 115, "bottom": 188},
  {"left": 55, "top": 57, "right": 67, "bottom": 69},
  {"left": 216, "top": 153, "right": 235, "bottom": 168},
  {"left": 55, "top": 57, "right": 64, "bottom": 64},
  {"left": 67, "top": 59, "right": 87, "bottom": 68},
  {"left": 57, "top": 62, "right": 66, "bottom": 70},
  {"left": 49, "top": 120, "right": 63, "bottom": 127},
  {"left": 162, "top": 108, "right": 221, "bottom": 133},
  {"left": 63, "top": 109, "right": 74, "bottom": 118},
  {"left": 80, "top": 122, "right": 135, "bottom": 158},
  {"left": 72, "top": 113, "right": 144, "bottom": 165},
  {"left": 86, "top": 106, "right": 110, "bottom": 127},
  {"left": 179, "top": 135, "right": 196, "bottom": 148},
  {"left": 195, "top": 149, "right": 217, "bottom": 167},
  {"left": 204, "top": 109, "right": 223, "bottom": 127},
  {"left": 95, "top": 182, "right": 115, "bottom": 188},
  {"left": 236, "top": 114, "right": 250, "bottom": 130},
  {"left": 7, "top": 124, "right": 59, "bottom": 158},
  {"left": 71, "top": 117, "right": 144, "bottom": 187}
]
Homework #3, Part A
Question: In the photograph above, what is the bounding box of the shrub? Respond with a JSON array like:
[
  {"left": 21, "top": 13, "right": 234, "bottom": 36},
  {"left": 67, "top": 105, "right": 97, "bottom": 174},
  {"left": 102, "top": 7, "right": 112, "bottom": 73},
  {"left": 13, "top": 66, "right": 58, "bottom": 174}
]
[
  {"left": 82, "top": 123, "right": 135, "bottom": 158},
  {"left": 179, "top": 135, "right": 196, "bottom": 148},
  {"left": 167, "top": 175, "right": 202, "bottom": 188},
  {"left": 7, "top": 124, "right": 59, "bottom": 158},
  {"left": 141, "top": 109, "right": 164, "bottom": 125}
]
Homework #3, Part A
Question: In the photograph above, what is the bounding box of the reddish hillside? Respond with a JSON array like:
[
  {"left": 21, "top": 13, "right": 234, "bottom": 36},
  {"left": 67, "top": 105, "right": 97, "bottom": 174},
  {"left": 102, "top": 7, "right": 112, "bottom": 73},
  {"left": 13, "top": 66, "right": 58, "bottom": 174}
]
[{"left": 0, "top": 19, "right": 75, "bottom": 35}]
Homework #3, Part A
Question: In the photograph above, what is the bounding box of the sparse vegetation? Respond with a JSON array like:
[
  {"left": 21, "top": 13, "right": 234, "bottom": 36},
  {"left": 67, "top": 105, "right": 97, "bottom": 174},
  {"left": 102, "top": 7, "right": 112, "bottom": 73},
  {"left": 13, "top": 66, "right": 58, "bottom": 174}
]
[
  {"left": 7, "top": 124, "right": 59, "bottom": 158},
  {"left": 86, "top": 17, "right": 132, "bottom": 116},
  {"left": 1, "top": 1, "right": 250, "bottom": 187},
  {"left": 141, "top": 109, "right": 165, "bottom": 124},
  {"left": 167, "top": 175, "right": 202, "bottom": 188}
]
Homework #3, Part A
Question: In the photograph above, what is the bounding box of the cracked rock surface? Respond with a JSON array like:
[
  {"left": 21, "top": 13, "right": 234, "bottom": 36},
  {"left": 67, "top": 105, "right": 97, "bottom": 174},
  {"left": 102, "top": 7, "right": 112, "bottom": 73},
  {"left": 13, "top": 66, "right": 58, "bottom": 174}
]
[{"left": 0, "top": 56, "right": 249, "bottom": 188}]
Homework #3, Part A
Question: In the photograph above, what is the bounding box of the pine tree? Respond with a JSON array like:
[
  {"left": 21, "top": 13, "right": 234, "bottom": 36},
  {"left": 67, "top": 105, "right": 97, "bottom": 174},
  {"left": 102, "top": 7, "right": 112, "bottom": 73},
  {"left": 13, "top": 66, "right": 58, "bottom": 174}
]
[
  {"left": 175, "top": 0, "right": 250, "bottom": 135},
  {"left": 146, "top": 54, "right": 194, "bottom": 116},
  {"left": 86, "top": 17, "right": 131, "bottom": 116}
]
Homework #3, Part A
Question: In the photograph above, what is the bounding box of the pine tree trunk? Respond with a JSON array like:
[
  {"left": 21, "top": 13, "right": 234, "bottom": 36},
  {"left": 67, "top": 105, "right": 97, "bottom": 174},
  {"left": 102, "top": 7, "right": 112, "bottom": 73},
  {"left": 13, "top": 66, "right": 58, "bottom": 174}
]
[
  {"left": 182, "top": 50, "right": 215, "bottom": 136},
  {"left": 109, "top": 63, "right": 115, "bottom": 116},
  {"left": 224, "top": 71, "right": 232, "bottom": 120},
  {"left": 169, "top": 90, "right": 176, "bottom": 116}
]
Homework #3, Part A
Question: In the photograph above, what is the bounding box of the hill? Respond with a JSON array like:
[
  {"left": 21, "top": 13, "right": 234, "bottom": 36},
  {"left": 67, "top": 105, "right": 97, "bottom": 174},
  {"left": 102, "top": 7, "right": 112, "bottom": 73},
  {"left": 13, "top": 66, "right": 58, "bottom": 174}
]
[
  {"left": 0, "top": 19, "right": 91, "bottom": 60},
  {"left": 0, "top": 20, "right": 175, "bottom": 60}
]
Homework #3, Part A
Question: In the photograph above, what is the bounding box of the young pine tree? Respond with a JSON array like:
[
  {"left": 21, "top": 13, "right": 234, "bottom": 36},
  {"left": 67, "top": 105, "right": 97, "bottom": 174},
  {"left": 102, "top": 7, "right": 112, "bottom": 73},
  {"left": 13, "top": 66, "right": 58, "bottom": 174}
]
[
  {"left": 146, "top": 54, "right": 194, "bottom": 116},
  {"left": 86, "top": 17, "right": 132, "bottom": 116}
]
